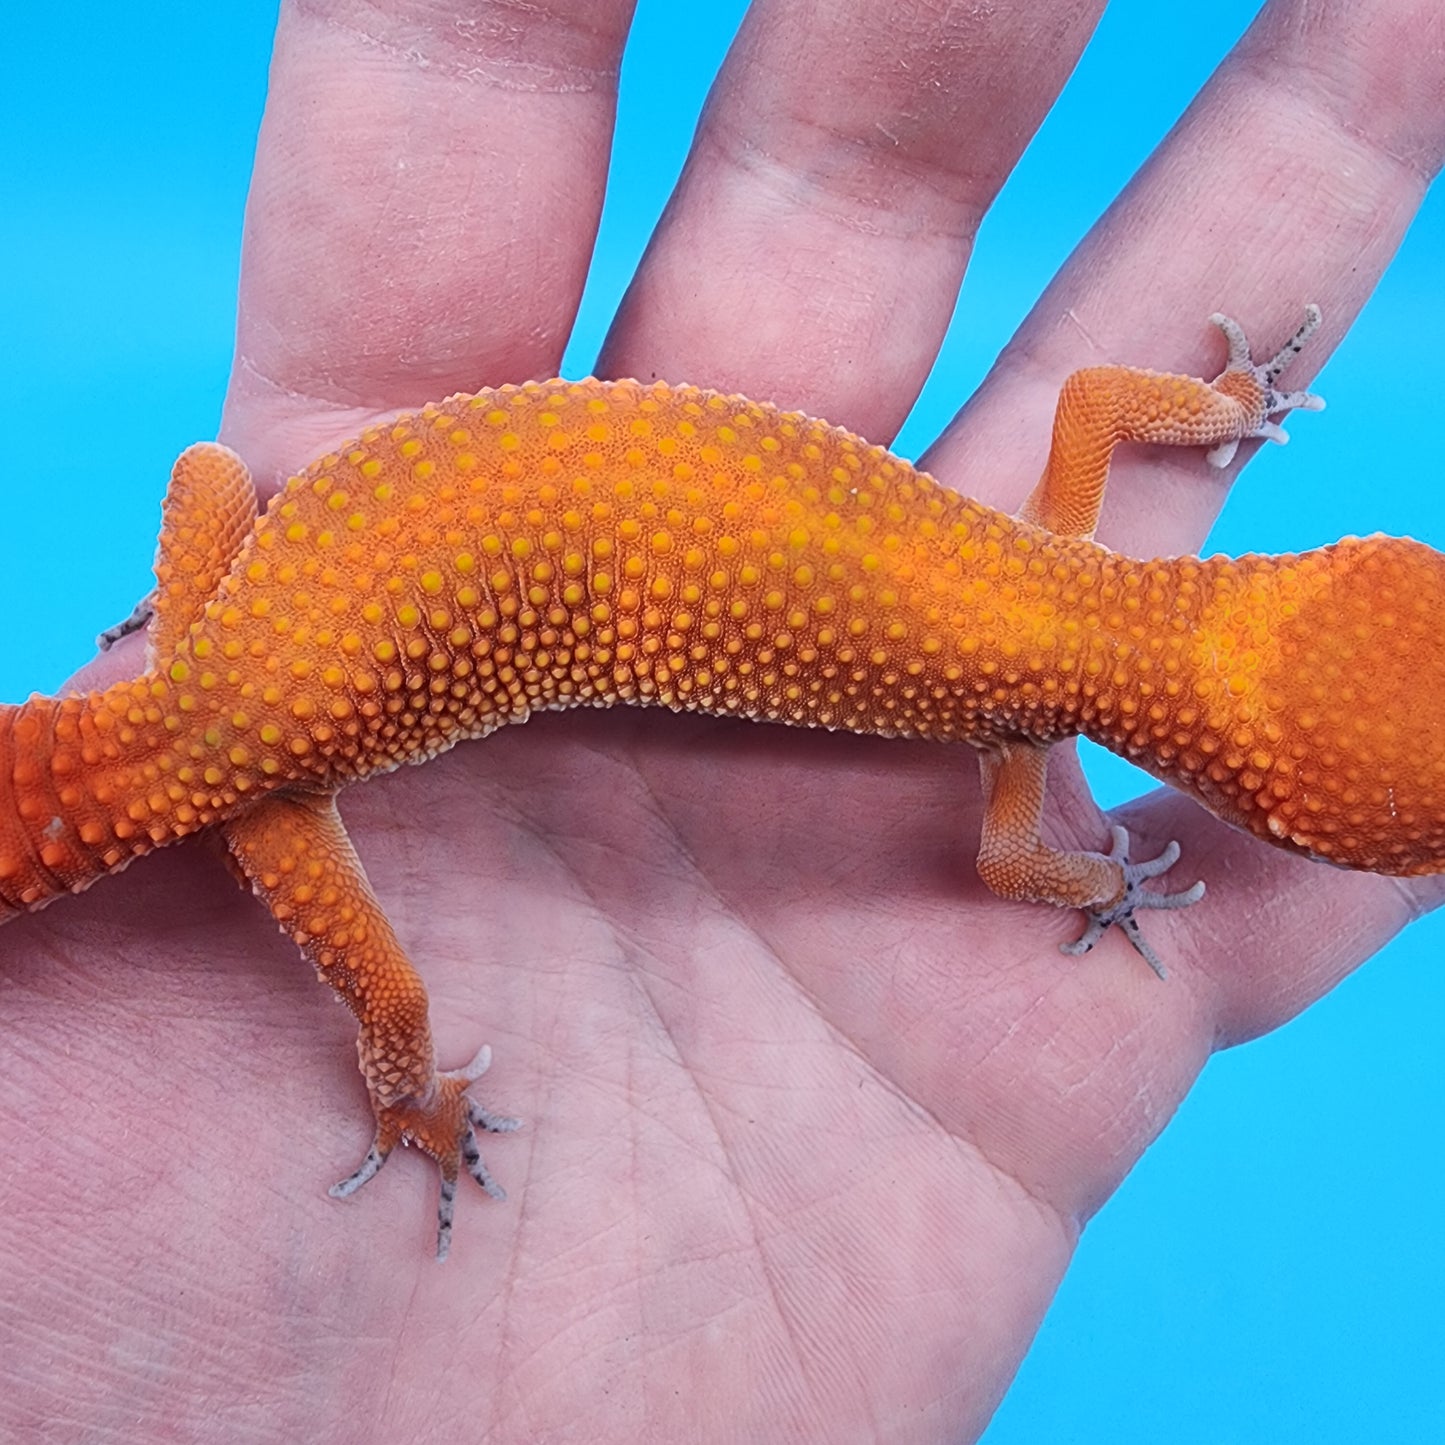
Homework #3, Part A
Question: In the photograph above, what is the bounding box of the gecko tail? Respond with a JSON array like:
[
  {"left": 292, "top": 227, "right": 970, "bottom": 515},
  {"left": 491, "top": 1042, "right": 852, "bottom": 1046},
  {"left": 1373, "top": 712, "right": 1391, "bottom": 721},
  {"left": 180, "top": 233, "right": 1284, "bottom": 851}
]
[
  {"left": 0, "top": 697, "right": 43, "bottom": 918},
  {"left": 0, "top": 693, "right": 122, "bottom": 920}
]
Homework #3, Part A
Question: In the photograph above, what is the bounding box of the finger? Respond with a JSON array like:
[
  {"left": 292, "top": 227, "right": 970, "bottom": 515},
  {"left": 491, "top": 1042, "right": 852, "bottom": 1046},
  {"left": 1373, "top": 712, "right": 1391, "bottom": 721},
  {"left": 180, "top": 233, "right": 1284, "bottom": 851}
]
[
  {"left": 600, "top": 0, "right": 1107, "bottom": 441},
  {"left": 222, "top": 0, "right": 637, "bottom": 492},
  {"left": 925, "top": 0, "right": 1445, "bottom": 556},
  {"left": 1120, "top": 786, "right": 1445, "bottom": 1045}
]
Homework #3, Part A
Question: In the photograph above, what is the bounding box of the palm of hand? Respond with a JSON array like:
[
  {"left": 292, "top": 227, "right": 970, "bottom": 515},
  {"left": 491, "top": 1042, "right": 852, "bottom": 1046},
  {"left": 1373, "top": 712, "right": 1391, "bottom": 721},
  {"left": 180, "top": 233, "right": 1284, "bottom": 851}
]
[{"left": 0, "top": 680, "right": 1403, "bottom": 1438}]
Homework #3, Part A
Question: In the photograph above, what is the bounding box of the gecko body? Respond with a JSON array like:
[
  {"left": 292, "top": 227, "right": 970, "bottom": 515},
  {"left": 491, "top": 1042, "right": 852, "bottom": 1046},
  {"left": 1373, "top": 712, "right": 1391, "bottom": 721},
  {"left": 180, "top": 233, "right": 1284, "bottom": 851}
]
[{"left": 4, "top": 311, "right": 1438, "bottom": 1255}]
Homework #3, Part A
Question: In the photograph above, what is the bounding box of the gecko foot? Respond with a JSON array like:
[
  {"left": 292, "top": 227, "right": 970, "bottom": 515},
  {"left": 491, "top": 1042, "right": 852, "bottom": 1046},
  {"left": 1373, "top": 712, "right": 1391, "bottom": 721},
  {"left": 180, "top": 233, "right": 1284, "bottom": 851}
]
[
  {"left": 329, "top": 1044, "right": 522, "bottom": 1262},
  {"left": 1060, "top": 825, "right": 1205, "bottom": 980},
  {"left": 96, "top": 593, "right": 156, "bottom": 651},
  {"left": 1204, "top": 305, "right": 1326, "bottom": 468}
]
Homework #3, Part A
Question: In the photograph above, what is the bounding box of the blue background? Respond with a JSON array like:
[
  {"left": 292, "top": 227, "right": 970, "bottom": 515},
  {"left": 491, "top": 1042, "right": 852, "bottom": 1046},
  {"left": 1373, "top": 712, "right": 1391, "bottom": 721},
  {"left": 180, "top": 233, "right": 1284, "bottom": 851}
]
[{"left": 3, "top": 3, "right": 1440, "bottom": 1438}]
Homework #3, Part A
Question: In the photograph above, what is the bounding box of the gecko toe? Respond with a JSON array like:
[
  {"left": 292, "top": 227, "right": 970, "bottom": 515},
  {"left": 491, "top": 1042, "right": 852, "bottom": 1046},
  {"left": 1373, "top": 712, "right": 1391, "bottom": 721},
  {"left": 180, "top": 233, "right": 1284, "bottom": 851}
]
[
  {"left": 326, "top": 1045, "right": 520, "bottom": 1260},
  {"left": 1061, "top": 827, "right": 1205, "bottom": 978},
  {"left": 330, "top": 1141, "right": 388, "bottom": 1199},
  {"left": 1210, "top": 305, "right": 1326, "bottom": 443}
]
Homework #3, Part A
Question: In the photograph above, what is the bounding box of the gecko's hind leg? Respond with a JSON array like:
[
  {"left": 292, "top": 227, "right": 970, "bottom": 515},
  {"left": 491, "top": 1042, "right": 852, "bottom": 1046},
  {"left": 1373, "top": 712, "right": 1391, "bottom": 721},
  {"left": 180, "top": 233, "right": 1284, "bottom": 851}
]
[
  {"left": 97, "top": 442, "right": 258, "bottom": 661},
  {"left": 222, "top": 791, "right": 520, "bottom": 1261}
]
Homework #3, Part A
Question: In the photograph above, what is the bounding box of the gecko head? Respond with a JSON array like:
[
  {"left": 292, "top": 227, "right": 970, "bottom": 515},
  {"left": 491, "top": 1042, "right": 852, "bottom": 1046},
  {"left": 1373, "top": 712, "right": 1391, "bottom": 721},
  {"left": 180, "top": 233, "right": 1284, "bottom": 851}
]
[{"left": 1240, "top": 536, "right": 1445, "bottom": 877}]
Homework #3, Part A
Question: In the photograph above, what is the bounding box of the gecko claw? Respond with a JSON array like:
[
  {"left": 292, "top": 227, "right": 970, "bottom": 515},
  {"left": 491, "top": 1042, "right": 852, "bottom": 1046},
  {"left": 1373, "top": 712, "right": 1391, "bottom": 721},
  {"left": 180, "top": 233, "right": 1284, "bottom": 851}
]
[
  {"left": 330, "top": 1142, "right": 388, "bottom": 1199},
  {"left": 1204, "top": 306, "right": 1325, "bottom": 468},
  {"left": 1061, "top": 825, "right": 1205, "bottom": 979},
  {"left": 328, "top": 1042, "right": 521, "bottom": 1261},
  {"left": 96, "top": 594, "right": 156, "bottom": 652}
]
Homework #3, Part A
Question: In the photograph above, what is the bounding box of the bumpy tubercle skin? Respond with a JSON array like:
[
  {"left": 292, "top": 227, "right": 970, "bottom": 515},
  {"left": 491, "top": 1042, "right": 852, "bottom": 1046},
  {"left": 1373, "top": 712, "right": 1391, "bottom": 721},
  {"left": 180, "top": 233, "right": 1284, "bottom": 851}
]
[{"left": 4, "top": 333, "right": 1442, "bottom": 1252}]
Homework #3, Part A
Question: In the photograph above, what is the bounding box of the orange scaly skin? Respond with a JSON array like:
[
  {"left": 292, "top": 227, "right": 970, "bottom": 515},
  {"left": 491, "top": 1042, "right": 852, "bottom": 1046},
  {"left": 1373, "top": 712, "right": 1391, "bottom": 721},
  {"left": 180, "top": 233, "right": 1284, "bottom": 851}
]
[{"left": 4, "top": 311, "right": 1438, "bottom": 1254}]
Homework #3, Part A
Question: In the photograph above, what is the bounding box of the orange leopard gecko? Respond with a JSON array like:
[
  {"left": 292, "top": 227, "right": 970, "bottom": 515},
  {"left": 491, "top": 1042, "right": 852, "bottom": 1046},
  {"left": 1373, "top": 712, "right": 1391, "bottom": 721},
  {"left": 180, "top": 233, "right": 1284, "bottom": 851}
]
[{"left": 4, "top": 308, "right": 1442, "bottom": 1257}]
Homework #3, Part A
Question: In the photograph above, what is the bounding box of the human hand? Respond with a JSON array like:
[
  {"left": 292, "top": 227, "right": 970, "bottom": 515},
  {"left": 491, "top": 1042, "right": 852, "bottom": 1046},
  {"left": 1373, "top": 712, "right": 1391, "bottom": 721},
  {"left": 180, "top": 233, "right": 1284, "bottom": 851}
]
[{"left": 4, "top": 2, "right": 1442, "bottom": 1441}]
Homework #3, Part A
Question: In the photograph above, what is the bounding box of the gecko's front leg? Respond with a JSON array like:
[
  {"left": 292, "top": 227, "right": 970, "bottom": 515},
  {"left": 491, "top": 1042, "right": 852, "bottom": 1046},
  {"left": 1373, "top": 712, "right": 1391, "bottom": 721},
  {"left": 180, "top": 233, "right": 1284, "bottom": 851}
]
[{"left": 975, "top": 742, "right": 1203, "bottom": 977}]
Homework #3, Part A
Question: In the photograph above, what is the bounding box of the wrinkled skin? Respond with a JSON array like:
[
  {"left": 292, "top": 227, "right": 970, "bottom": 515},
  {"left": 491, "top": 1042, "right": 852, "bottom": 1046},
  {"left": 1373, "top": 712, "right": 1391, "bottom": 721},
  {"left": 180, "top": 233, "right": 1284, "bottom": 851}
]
[{"left": 3, "top": 2, "right": 1443, "bottom": 1440}]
